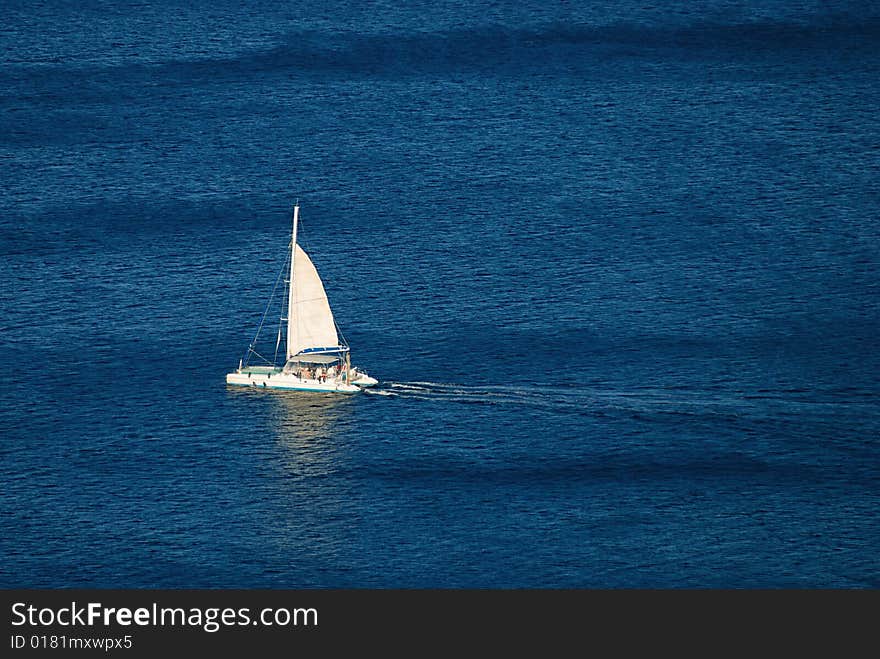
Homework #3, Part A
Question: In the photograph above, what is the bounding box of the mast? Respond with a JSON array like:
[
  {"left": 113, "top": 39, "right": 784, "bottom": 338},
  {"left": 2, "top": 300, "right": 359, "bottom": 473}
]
[{"left": 285, "top": 202, "right": 299, "bottom": 361}]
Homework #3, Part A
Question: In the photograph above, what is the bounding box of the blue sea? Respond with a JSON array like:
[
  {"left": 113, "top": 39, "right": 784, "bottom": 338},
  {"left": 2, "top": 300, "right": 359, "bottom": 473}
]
[{"left": 1, "top": 1, "right": 878, "bottom": 588}]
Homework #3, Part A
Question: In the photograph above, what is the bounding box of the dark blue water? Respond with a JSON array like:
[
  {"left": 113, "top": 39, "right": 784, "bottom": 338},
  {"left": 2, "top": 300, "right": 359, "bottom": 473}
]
[{"left": 2, "top": 1, "right": 878, "bottom": 588}]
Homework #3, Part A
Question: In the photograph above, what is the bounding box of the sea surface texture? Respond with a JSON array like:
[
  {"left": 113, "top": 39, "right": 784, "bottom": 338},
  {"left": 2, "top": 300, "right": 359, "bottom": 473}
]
[{"left": 1, "top": 1, "right": 878, "bottom": 588}]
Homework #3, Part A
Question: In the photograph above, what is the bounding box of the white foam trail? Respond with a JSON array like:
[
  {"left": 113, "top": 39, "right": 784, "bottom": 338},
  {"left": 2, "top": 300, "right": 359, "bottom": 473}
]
[
  {"left": 403, "top": 381, "right": 531, "bottom": 395},
  {"left": 375, "top": 380, "right": 775, "bottom": 418},
  {"left": 406, "top": 380, "right": 601, "bottom": 398},
  {"left": 388, "top": 383, "right": 429, "bottom": 391},
  {"left": 407, "top": 381, "right": 466, "bottom": 389},
  {"left": 372, "top": 381, "right": 583, "bottom": 411}
]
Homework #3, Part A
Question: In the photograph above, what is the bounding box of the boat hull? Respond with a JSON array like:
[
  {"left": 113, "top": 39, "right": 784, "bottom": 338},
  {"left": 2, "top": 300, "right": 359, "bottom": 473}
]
[
  {"left": 351, "top": 374, "right": 379, "bottom": 388},
  {"left": 226, "top": 371, "right": 361, "bottom": 394}
]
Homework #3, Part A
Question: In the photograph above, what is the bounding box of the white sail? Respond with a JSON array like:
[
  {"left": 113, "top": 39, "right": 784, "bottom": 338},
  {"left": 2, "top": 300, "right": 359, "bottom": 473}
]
[{"left": 286, "top": 243, "right": 339, "bottom": 358}]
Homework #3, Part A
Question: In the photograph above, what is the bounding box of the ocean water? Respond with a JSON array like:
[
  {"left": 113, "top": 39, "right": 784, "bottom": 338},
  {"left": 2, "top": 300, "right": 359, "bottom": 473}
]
[{"left": 1, "top": 1, "right": 878, "bottom": 588}]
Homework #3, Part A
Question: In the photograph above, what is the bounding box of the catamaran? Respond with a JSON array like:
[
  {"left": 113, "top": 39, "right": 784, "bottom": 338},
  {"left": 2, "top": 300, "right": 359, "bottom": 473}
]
[{"left": 226, "top": 202, "right": 377, "bottom": 393}]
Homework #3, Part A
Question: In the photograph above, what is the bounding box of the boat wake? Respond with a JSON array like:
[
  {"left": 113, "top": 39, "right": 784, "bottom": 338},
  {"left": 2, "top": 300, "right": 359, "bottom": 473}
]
[
  {"left": 362, "top": 388, "right": 396, "bottom": 396},
  {"left": 368, "top": 381, "right": 622, "bottom": 411},
  {"left": 365, "top": 380, "right": 624, "bottom": 410},
  {"left": 363, "top": 380, "right": 841, "bottom": 419}
]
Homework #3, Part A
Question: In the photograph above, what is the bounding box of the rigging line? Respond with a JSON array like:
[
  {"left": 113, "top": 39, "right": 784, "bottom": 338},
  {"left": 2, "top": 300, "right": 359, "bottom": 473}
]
[
  {"left": 242, "top": 243, "right": 291, "bottom": 366},
  {"left": 295, "top": 214, "right": 323, "bottom": 260},
  {"left": 247, "top": 347, "right": 273, "bottom": 365},
  {"left": 274, "top": 242, "right": 293, "bottom": 365},
  {"left": 335, "top": 317, "right": 350, "bottom": 348}
]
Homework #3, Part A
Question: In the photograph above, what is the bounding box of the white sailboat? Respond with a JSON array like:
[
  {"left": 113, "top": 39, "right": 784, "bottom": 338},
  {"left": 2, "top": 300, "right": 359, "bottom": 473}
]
[{"left": 226, "top": 202, "right": 377, "bottom": 393}]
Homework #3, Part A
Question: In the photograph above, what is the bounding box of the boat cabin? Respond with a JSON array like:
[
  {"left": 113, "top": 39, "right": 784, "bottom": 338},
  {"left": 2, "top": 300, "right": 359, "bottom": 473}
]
[{"left": 282, "top": 353, "right": 347, "bottom": 381}]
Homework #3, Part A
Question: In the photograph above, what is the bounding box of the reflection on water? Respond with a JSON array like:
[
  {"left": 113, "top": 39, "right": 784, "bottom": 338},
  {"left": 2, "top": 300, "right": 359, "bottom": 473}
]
[
  {"left": 262, "top": 391, "right": 359, "bottom": 569},
  {"left": 222, "top": 389, "right": 360, "bottom": 571},
  {"left": 269, "top": 391, "right": 356, "bottom": 480}
]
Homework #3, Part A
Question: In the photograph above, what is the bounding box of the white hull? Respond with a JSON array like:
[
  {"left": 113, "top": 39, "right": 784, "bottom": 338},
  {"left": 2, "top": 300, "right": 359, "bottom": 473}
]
[
  {"left": 351, "top": 374, "right": 379, "bottom": 388},
  {"left": 226, "top": 370, "right": 361, "bottom": 394}
]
